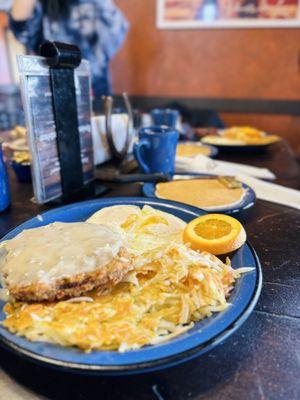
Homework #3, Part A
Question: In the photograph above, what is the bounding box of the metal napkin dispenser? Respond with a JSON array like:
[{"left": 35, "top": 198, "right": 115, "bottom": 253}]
[{"left": 18, "top": 41, "right": 94, "bottom": 204}]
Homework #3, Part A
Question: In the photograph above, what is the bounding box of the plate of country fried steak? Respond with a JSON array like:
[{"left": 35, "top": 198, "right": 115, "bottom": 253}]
[{"left": 0, "top": 197, "right": 262, "bottom": 374}]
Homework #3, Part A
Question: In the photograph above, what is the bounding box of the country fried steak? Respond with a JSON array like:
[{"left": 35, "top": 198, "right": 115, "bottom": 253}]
[{"left": 0, "top": 222, "right": 132, "bottom": 302}]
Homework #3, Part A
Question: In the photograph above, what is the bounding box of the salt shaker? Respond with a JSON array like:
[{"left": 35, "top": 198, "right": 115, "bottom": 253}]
[{"left": 0, "top": 143, "right": 10, "bottom": 212}]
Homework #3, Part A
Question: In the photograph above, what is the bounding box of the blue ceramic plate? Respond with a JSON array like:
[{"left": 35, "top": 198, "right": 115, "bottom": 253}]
[
  {"left": 143, "top": 175, "right": 256, "bottom": 215},
  {"left": 0, "top": 197, "right": 262, "bottom": 375}
]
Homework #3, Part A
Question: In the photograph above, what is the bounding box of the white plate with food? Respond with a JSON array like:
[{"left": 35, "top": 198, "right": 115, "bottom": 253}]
[{"left": 202, "top": 126, "right": 281, "bottom": 150}]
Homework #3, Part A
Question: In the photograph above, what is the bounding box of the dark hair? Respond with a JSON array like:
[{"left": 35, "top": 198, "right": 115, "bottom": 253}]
[{"left": 39, "top": 0, "right": 78, "bottom": 20}]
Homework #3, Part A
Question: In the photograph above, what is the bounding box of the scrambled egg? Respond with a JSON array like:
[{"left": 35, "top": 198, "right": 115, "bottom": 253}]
[{"left": 2, "top": 206, "right": 250, "bottom": 352}]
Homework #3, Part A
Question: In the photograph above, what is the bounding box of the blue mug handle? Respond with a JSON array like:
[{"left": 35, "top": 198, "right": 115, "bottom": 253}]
[{"left": 133, "top": 139, "right": 151, "bottom": 173}]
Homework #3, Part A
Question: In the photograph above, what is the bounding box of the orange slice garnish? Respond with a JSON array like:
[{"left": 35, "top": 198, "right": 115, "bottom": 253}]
[{"left": 183, "top": 214, "right": 246, "bottom": 255}]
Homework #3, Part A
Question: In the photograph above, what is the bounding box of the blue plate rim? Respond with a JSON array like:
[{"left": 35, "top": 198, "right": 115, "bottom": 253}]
[
  {"left": 0, "top": 197, "right": 262, "bottom": 374},
  {"left": 142, "top": 174, "right": 256, "bottom": 215}
]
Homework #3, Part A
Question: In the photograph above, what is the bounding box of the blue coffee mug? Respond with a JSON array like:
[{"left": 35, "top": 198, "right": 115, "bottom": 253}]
[
  {"left": 150, "top": 108, "right": 179, "bottom": 129},
  {"left": 134, "top": 126, "right": 179, "bottom": 174}
]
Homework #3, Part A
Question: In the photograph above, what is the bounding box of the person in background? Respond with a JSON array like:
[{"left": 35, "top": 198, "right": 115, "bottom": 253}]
[{"left": 9, "top": 0, "right": 129, "bottom": 96}]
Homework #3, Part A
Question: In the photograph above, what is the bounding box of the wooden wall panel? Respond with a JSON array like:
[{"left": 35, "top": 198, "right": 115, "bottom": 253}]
[{"left": 112, "top": 0, "right": 300, "bottom": 101}]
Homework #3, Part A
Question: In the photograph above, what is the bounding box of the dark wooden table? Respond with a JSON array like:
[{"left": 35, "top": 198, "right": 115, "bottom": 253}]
[{"left": 0, "top": 141, "right": 299, "bottom": 400}]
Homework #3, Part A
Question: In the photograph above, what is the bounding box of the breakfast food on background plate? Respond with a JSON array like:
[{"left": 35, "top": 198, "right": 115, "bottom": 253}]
[
  {"left": 156, "top": 178, "right": 246, "bottom": 210},
  {"left": 0, "top": 222, "right": 132, "bottom": 302},
  {"left": 202, "top": 126, "right": 280, "bottom": 146},
  {"left": 221, "top": 126, "right": 279, "bottom": 144},
  {"left": 1, "top": 205, "right": 251, "bottom": 352},
  {"left": 176, "top": 143, "right": 212, "bottom": 157},
  {"left": 183, "top": 214, "right": 247, "bottom": 255},
  {"left": 2, "top": 126, "right": 32, "bottom": 183},
  {"left": 9, "top": 125, "right": 27, "bottom": 140},
  {"left": 3, "top": 126, "right": 29, "bottom": 156}
]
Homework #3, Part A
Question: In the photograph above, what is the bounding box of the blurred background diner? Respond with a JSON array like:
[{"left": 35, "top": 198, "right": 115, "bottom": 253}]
[{"left": 9, "top": 0, "right": 128, "bottom": 96}]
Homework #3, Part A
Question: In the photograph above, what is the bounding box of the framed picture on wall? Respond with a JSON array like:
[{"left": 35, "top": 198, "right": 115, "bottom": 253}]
[{"left": 157, "top": 0, "right": 300, "bottom": 28}]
